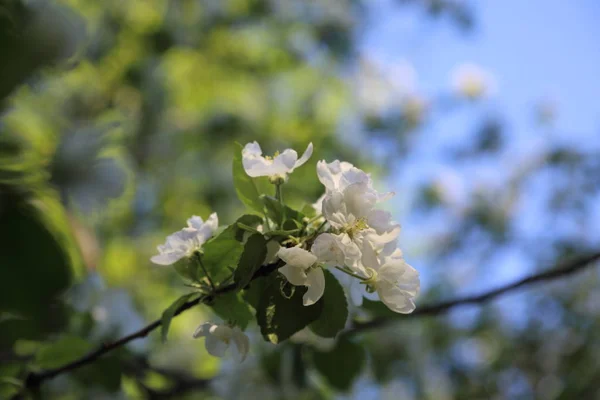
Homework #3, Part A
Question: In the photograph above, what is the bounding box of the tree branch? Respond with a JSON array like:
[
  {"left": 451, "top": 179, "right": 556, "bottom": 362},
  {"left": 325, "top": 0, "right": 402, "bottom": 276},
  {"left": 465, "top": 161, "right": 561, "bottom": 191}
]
[
  {"left": 20, "top": 262, "right": 281, "bottom": 393},
  {"left": 18, "top": 251, "right": 600, "bottom": 393},
  {"left": 345, "top": 251, "right": 600, "bottom": 335}
]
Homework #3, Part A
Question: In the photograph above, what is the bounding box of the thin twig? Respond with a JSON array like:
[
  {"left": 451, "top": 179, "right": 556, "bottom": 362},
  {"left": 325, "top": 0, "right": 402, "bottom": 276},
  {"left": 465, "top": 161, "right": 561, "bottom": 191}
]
[
  {"left": 344, "top": 251, "right": 600, "bottom": 336},
  {"left": 17, "top": 251, "right": 600, "bottom": 393},
  {"left": 19, "top": 262, "right": 281, "bottom": 393}
]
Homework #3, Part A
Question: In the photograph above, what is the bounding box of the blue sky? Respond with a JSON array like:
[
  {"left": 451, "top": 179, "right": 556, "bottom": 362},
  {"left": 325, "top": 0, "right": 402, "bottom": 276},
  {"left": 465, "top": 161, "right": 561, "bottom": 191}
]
[
  {"left": 361, "top": 0, "right": 600, "bottom": 138},
  {"left": 356, "top": 0, "right": 600, "bottom": 300}
]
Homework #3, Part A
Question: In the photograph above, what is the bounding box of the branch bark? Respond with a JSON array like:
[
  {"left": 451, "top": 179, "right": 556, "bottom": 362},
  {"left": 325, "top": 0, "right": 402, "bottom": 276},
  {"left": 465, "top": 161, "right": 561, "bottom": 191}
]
[{"left": 18, "top": 251, "right": 600, "bottom": 394}]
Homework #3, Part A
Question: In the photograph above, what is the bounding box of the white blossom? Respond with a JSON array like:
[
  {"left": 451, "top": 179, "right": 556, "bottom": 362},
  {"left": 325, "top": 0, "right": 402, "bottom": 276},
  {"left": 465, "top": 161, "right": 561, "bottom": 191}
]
[
  {"left": 353, "top": 246, "right": 420, "bottom": 314},
  {"left": 242, "top": 141, "right": 313, "bottom": 180},
  {"left": 193, "top": 322, "right": 250, "bottom": 362},
  {"left": 277, "top": 233, "right": 358, "bottom": 306},
  {"left": 150, "top": 213, "right": 218, "bottom": 265},
  {"left": 321, "top": 181, "right": 400, "bottom": 268}
]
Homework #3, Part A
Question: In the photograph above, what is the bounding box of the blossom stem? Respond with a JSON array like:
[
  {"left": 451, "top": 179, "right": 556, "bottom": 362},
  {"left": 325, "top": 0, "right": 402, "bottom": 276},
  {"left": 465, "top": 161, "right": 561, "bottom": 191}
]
[
  {"left": 195, "top": 252, "right": 215, "bottom": 291},
  {"left": 334, "top": 266, "right": 368, "bottom": 280},
  {"left": 275, "top": 183, "right": 285, "bottom": 227}
]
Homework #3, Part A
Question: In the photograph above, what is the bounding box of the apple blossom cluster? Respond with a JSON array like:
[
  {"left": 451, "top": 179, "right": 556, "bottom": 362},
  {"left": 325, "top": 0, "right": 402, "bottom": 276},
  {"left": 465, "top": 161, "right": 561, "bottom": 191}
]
[{"left": 151, "top": 141, "right": 419, "bottom": 362}]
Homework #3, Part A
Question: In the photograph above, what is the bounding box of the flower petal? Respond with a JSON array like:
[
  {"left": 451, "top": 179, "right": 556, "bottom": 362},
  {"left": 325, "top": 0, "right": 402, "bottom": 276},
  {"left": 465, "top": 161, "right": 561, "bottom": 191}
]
[
  {"left": 193, "top": 322, "right": 215, "bottom": 338},
  {"left": 150, "top": 251, "right": 185, "bottom": 265},
  {"left": 377, "top": 282, "right": 416, "bottom": 314},
  {"left": 242, "top": 142, "right": 277, "bottom": 177},
  {"left": 279, "top": 264, "right": 308, "bottom": 286},
  {"left": 205, "top": 334, "right": 229, "bottom": 357},
  {"left": 311, "top": 233, "right": 346, "bottom": 267},
  {"left": 277, "top": 247, "right": 318, "bottom": 269},
  {"left": 303, "top": 268, "right": 325, "bottom": 306},
  {"left": 242, "top": 141, "right": 263, "bottom": 157},
  {"left": 232, "top": 328, "right": 250, "bottom": 362},
  {"left": 316, "top": 160, "right": 340, "bottom": 191},
  {"left": 343, "top": 182, "right": 377, "bottom": 218},
  {"left": 187, "top": 215, "right": 204, "bottom": 230},
  {"left": 272, "top": 148, "right": 298, "bottom": 173},
  {"left": 294, "top": 142, "right": 313, "bottom": 169}
]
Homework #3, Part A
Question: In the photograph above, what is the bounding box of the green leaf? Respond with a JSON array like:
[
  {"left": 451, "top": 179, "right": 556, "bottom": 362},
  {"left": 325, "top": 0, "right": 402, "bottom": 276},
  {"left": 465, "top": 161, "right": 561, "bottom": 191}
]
[
  {"left": 211, "top": 292, "right": 254, "bottom": 330},
  {"left": 161, "top": 293, "right": 201, "bottom": 343},
  {"left": 234, "top": 233, "right": 267, "bottom": 290},
  {"left": 35, "top": 336, "right": 92, "bottom": 369},
  {"left": 243, "top": 276, "right": 267, "bottom": 311},
  {"left": 257, "top": 274, "right": 323, "bottom": 344},
  {"left": 261, "top": 195, "right": 305, "bottom": 227},
  {"left": 172, "top": 256, "right": 200, "bottom": 283},
  {"left": 301, "top": 203, "right": 318, "bottom": 219},
  {"left": 202, "top": 237, "right": 245, "bottom": 284},
  {"left": 312, "top": 337, "right": 365, "bottom": 392},
  {"left": 309, "top": 270, "right": 348, "bottom": 338},
  {"left": 233, "top": 142, "right": 265, "bottom": 213},
  {"left": 201, "top": 215, "right": 264, "bottom": 284}
]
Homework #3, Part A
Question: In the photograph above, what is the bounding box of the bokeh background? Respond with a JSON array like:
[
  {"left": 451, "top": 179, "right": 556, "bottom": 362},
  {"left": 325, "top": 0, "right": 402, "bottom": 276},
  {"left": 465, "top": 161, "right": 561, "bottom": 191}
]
[{"left": 2, "top": 0, "right": 600, "bottom": 398}]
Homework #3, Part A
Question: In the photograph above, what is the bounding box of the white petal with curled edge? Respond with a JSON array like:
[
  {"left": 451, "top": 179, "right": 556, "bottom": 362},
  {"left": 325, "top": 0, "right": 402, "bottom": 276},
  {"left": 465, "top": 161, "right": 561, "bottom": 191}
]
[
  {"left": 303, "top": 268, "right": 325, "bottom": 306},
  {"left": 294, "top": 142, "right": 313, "bottom": 169},
  {"left": 316, "top": 160, "right": 341, "bottom": 191},
  {"left": 193, "top": 322, "right": 215, "bottom": 338},
  {"left": 279, "top": 264, "right": 308, "bottom": 286},
  {"left": 194, "top": 212, "right": 219, "bottom": 244},
  {"left": 204, "top": 212, "right": 219, "bottom": 233},
  {"left": 277, "top": 247, "right": 318, "bottom": 269},
  {"left": 205, "top": 334, "right": 229, "bottom": 357},
  {"left": 274, "top": 149, "right": 298, "bottom": 172},
  {"left": 242, "top": 142, "right": 275, "bottom": 177},
  {"left": 150, "top": 251, "right": 185, "bottom": 265},
  {"left": 378, "top": 281, "right": 416, "bottom": 314},
  {"left": 231, "top": 327, "right": 250, "bottom": 362},
  {"left": 187, "top": 215, "right": 205, "bottom": 230}
]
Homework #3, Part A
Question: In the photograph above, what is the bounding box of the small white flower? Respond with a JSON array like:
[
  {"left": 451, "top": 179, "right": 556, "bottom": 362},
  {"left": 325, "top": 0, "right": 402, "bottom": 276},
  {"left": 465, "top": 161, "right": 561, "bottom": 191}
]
[
  {"left": 277, "top": 247, "right": 324, "bottom": 306},
  {"left": 321, "top": 181, "right": 400, "bottom": 263},
  {"left": 277, "top": 233, "right": 357, "bottom": 306},
  {"left": 151, "top": 213, "right": 219, "bottom": 265},
  {"left": 193, "top": 322, "right": 250, "bottom": 362},
  {"left": 242, "top": 141, "right": 313, "bottom": 179},
  {"left": 355, "top": 246, "right": 420, "bottom": 314}
]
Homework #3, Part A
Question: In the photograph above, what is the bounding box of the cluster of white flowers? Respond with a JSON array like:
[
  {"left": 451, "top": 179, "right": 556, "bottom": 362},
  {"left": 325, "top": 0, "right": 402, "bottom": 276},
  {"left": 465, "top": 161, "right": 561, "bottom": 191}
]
[
  {"left": 150, "top": 141, "right": 419, "bottom": 363},
  {"left": 242, "top": 142, "right": 420, "bottom": 314}
]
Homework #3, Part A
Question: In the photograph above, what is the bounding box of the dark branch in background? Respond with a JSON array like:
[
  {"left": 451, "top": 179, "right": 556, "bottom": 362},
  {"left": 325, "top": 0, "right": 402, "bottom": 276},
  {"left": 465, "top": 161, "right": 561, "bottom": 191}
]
[
  {"left": 346, "top": 251, "right": 600, "bottom": 335},
  {"left": 17, "top": 251, "right": 600, "bottom": 395}
]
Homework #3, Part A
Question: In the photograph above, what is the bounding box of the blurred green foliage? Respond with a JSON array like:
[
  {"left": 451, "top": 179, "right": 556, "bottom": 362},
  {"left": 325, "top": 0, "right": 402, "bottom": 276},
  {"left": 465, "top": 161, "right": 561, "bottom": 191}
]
[{"left": 1, "top": 0, "right": 600, "bottom": 399}]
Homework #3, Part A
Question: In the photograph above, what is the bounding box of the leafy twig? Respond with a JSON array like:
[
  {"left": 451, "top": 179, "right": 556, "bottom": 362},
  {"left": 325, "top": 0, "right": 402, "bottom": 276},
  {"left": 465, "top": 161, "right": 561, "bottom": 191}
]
[{"left": 17, "top": 251, "right": 600, "bottom": 393}]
